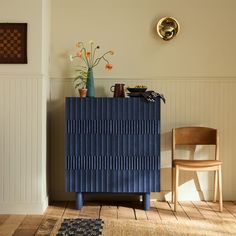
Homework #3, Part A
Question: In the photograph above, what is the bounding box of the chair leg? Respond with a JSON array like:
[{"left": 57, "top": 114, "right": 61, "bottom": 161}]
[
  {"left": 213, "top": 170, "right": 218, "bottom": 202},
  {"left": 218, "top": 166, "right": 223, "bottom": 212},
  {"left": 174, "top": 166, "right": 179, "bottom": 212},
  {"left": 172, "top": 167, "right": 176, "bottom": 203}
]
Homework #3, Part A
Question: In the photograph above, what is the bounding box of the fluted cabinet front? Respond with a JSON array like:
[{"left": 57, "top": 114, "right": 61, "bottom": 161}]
[{"left": 65, "top": 97, "right": 161, "bottom": 210}]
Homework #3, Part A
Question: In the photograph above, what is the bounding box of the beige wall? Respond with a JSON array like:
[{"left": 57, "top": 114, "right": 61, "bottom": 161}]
[
  {"left": 0, "top": 0, "right": 49, "bottom": 213},
  {"left": 49, "top": 0, "right": 236, "bottom": 201},
  {"left": 51, "top": 0, "right": 236, "bottom": 78}
]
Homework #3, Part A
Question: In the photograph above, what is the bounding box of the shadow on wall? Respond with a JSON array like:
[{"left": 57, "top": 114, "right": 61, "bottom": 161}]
[
  {"left": 48, "top": 98, "right": 69, "bottom": 201},
  {"left": 160, "top": 130, "right": 216, "bottom": 201}
]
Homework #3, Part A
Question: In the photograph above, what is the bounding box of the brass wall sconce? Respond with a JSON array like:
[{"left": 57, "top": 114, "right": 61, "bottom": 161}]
[{"left": 157, "top": 17, "right": 179, "bottom": 41}]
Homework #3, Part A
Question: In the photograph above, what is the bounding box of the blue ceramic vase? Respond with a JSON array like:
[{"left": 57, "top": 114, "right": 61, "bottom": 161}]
[{"left": 86, "top": 68, "right": 95, "bottom": 97}]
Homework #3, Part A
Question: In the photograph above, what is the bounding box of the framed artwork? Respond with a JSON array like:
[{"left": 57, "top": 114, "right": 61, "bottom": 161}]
[{"left": 0, "top": 23, "right": 27, "bottom": 64}]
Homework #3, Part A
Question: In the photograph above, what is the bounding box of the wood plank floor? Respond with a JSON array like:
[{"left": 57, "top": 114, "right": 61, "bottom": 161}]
[{"left": 0, "top": 201, "right": 235, "bottom": 235}]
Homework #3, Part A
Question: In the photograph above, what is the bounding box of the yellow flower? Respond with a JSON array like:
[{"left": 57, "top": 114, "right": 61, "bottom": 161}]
[
  {"left": 69, "top": 54, "right": 74, "bottom": 62},
  {"left": 76, "top": 42, "right": 82, "bottom": 48}
]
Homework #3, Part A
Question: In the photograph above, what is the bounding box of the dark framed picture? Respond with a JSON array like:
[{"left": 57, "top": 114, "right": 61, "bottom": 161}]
[{"left": 0, "top": 23, "right": 27, "bottom": 64}]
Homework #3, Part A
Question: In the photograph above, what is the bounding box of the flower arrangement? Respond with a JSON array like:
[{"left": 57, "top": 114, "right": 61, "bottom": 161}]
[{"left": 70, "top": 41, "right": 114, "bottom": 94}]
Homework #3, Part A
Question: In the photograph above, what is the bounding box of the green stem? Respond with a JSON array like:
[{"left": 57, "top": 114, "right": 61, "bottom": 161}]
[
  {"left": 92, "top": 51, "right": 111, "bottom": 67},
  {"left": 91, "top": 46, "right": 98, "bottom": 68},
  {"left": 81, "top": 47, "right": 90, "bottom": 68},
  {"left": 89, "top": 43, "right": 93, "bottom": 67}
]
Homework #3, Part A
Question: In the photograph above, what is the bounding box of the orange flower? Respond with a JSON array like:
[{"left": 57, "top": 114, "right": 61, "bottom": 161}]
[
  {"left": 86, "top": 52, "right": 91, "bottom": 58},
  {"left": 105, "top": 63, "right": 113, "bottom": 70},
  {"left": 76, "top": 52, "right": 82, "bottom": 58}
]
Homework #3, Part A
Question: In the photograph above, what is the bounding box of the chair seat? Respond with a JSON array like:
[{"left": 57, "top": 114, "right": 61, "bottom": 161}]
[{"left": 173, "top": 159, "right": 222, "bottom": 168}]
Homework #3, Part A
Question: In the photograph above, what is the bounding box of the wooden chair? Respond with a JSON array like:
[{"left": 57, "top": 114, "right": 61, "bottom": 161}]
[{"left": 172, "top": 127, "right": 223, "bottom": 212}]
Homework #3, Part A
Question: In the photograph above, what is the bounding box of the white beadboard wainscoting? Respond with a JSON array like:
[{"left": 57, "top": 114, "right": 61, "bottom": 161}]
[
  {"left": 0, "top": 75, "right": 48, "bottom": 214},
  {"left": 49, "top": 77, "right": 236, "bottom": 201}
]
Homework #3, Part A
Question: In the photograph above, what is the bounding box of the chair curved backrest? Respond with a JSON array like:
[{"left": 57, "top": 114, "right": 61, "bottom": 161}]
[{"left": 172, "top": 127, "right": 219, "bottom": 161}]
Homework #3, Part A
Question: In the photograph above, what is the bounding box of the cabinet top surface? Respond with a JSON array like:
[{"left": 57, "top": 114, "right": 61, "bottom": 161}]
[{"left": 66, "top": 97, "right": 147, "bottom": 99}]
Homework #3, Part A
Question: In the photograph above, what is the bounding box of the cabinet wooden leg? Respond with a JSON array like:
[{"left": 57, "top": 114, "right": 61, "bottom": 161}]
[
  {"left": 143, "top": 193, "right": 150, "bottom": 210},
  {"left": 76, "top": 192, "right": 84, "bottom": 209}
]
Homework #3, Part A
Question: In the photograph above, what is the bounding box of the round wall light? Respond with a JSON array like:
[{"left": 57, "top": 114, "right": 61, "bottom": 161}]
[{"left": 157, "top": 17, "right": 180, "bottom": 41}]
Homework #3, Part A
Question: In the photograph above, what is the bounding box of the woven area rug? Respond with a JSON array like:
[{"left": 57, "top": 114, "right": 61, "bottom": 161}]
[
  {"left": 56, "top": 218, "right": 236, "bottom": 236},
  {"left": 102, "top": 219, "right": 236, "bottom": 236}
]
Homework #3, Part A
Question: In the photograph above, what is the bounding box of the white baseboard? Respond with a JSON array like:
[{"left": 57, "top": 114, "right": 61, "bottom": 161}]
[{"left": 0, "top": 196, "right": 48, "bottom": 214}]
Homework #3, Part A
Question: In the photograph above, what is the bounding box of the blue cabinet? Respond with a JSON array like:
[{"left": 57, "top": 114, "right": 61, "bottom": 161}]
[{"left": 65, "top": 97, "right": 161, "bottom": 210}]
